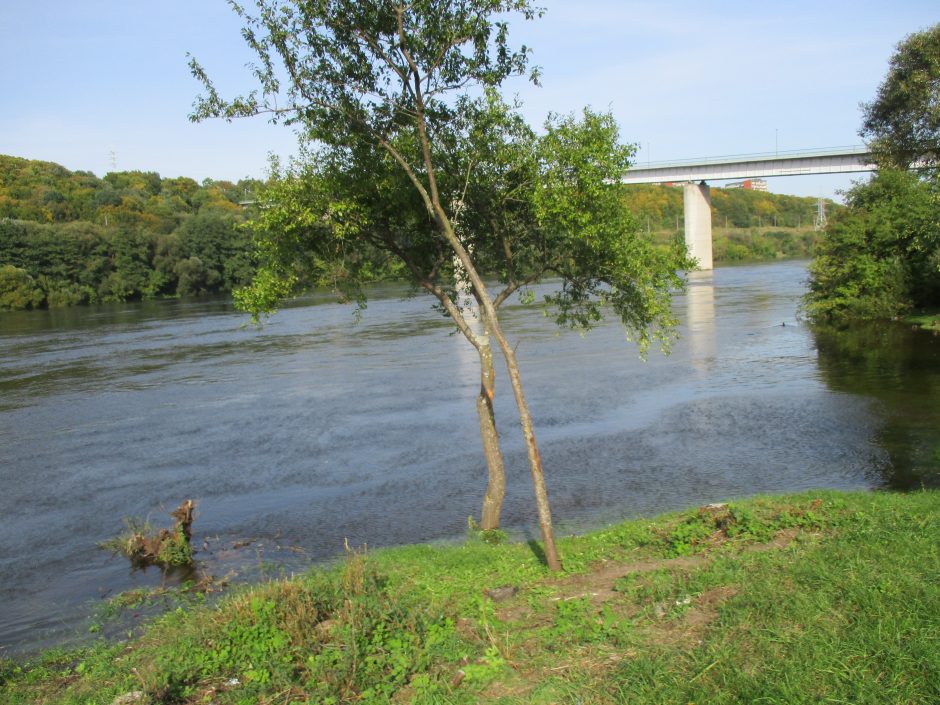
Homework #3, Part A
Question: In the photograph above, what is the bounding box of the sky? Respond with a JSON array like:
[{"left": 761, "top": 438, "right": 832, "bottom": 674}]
[{"left": 1, "top": 1, "right": 937, "bottom": 201}]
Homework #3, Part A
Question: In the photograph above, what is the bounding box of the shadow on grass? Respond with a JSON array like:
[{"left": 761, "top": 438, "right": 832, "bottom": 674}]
[{"left": 526, "top": 538, "right": 547, "bottom": 567}]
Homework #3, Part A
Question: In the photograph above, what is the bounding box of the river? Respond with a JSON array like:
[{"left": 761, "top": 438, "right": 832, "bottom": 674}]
[{"left": 1, "top": 260, "right": 937, "bottom": 654}]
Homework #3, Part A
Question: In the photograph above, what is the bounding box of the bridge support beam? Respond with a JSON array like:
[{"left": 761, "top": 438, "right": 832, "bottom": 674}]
[{"left": 683, "top": 181, "right": 713, "bottom": 271}]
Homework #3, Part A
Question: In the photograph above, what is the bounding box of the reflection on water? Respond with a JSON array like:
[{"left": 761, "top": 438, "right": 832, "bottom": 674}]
[
  {"left": 686, "top": 270, "right": 716, "bottom": 373},
  {"left": 0, "top": 260, "right": 937, "bottom": 654},
  {"left": 813, "top": 323, "right": 940, "bottom": 489}
]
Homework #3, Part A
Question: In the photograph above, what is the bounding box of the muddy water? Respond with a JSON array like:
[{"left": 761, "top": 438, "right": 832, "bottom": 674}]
[{"left": 1, "top": 260, "right": 937, "bottom": 654}]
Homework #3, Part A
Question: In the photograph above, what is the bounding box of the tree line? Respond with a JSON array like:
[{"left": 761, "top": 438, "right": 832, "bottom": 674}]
[
  {"left": 0, "top": 155, "right": 260, "bottom": 309},
  {"left": 0, "top": 134, "right": 833, "bottom": 316},
  {"left": 0, "top": 155, "right": 403, "bottom": 310},
  {"left": 0, "top": 151, "right": 831, "bottom": 312}
]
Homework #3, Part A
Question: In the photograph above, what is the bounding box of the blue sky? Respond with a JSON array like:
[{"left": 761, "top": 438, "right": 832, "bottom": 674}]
[{"left": 1, "top": 1, "right": 937, "bottom": 200}]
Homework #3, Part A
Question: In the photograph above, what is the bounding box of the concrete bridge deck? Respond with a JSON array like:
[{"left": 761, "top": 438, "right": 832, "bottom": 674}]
[{"left": 622, "top": 145, "right": 874, "bottom": 185}]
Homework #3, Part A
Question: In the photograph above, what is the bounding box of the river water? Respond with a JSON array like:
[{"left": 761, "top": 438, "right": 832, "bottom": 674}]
[{"left": 1, "top": 260, "right": 938, "bottom": 654}]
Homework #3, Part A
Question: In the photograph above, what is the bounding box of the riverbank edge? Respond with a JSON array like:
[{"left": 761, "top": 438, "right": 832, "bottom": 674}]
[
  {"left": 3, "top": 488, "right": 938, "bottom": 704},
  {"left": 905, "top": 309, "right": 940, "bottom": 331}
]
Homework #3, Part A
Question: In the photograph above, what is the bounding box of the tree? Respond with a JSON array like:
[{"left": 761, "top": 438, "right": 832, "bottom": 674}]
[
  {"left": 192, "top": 0, "right": 688, "bottom": 570},
  {"left": 805, "top": 169, "right": 940, "bottom": 323},
  {"left": 807, "top": 24, "right": 940, "bottom": 325},
  {"left": 861, "top": 24, "right": 940, "bottom": 171}
]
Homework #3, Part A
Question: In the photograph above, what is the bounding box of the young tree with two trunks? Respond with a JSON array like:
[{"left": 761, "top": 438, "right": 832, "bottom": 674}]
[{"left": 191, "top": 0, "right": 689, "bottom": 570}]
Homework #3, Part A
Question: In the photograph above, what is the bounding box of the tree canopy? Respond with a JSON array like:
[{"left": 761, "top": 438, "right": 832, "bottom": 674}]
[{"left": 861, "top": 23, "right": 940, "bottom": 171}]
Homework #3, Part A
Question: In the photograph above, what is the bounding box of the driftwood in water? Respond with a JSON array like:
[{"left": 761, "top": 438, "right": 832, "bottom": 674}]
[
  {"left": 104, "top": 500, "right": 196, "bottom": 568},
  {"left": 170, "top": 499, "right": 195, "bottom": 543}
]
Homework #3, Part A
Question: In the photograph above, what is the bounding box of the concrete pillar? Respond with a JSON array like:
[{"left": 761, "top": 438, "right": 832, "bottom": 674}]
[{"left": 683, "top": 181, "right": 713, "bottom": 271}]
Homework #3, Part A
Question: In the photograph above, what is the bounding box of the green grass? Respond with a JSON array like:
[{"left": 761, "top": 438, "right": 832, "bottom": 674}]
[{"left": 2, "top": 490, "right": 938, "bottom": 704}]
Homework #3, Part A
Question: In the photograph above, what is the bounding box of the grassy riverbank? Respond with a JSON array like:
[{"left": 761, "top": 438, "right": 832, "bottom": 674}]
[{"left": 3, "top": 489, "right": 938, "bottom": 704}]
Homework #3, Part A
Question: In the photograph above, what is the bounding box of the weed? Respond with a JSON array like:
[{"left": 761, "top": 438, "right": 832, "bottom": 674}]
[
  {"left": 157, "top": 525, "right": 195, "bottom": 567},
  {"left": 460, "top": 644, "right": 507, "bottom": 683},
  {"left": 658, "top": 498, "right": 830, "bottom": 556},
  {"left": 100, "top": 500, "right": 196, "bottom": 569},
  {"left": 478, "top": 528, "right": 509, "bottom": 545},
  {"left": 548, "top": 597, "right": 602, "bottom": 644},
  {"left": 467, "top": 516, "right": 510, "bottom": 545}
]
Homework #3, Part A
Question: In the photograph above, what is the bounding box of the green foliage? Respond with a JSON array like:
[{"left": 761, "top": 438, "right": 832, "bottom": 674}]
[
  {"left": 659, "top": 500, "right": 828, "bottom": 557},
  {"left": 156, "top": 526, "right": 196, "bottom": 568},
  {"left": 191, "top": 2, "right": 687, "bottom": 352},
  {"left": 477, "top": 528, "right": 509, "bottom": 545},
  {"left": 805, "top": 169, "right": 940, "bottom": 323},
  {"left": 906, "top": 310, "right": 940, "bottom": 331},
  {"left": 201, "top": 596, "right": 293, "bottom": 685},
  {"left": 861, "top": 23, "right": 940, "bottom": 171},
  {"left": 533, "top": 110, "right": 690, "bottom": 353},
  {"left": 189, "top": 0, "right": 543, "bottom": 136},
  {"left": 204, "top": 2, "right": 689, "bottom": 558},
  {"left": 712, "top": 228, "right": 818, "bottom": 262},
  {"left": 0, "top": 155, "right": 257, "bottom": 227},
  {"left": 467, "top": 517, "right": 510, "bottom": 545},
  {"left": 546, "top": 596, "right": 610, "bottom": 645},
  {"left": 101, "top": 514, "right": 195, "bottom": 570},
  {"left": 0, "top": 264, "right": 44, "bottom": 310},
  {"left": 0, "top": 155, "right": 286, "bottom": 309},
  {"left": 123, "top": 549, "right": 461, "bottom": 703}
]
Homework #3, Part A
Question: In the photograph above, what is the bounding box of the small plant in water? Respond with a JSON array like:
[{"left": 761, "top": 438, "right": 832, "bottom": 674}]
[{"left": 101, "top": 500, "right": 196, "bottom": 568}]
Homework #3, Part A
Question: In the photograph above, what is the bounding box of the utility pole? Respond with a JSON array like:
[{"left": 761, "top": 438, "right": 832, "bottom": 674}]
[{"left": 814, "top": 198, "right": 827, "bottom": 231}]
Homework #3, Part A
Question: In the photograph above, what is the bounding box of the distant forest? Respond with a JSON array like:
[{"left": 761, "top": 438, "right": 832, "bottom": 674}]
[
  {"left": 0, "top": 154, "right": 836, "bottom": 310},
  {"left": 0, "top": 154, "right": 268, "bottom": 310},
  {"left": 622, "top": 183, "right": 833, "bottom": 231}
]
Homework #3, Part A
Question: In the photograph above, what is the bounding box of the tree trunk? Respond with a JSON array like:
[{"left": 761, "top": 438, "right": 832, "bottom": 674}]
[
  {"left": 489, "top": 323, "right": 562, "bottom": 571},
  {"left": 476, "top": 327, "right": 506, "bottom": 530},
  {"left": 414, "top": 116, "right": 560, "bottom": 569}
]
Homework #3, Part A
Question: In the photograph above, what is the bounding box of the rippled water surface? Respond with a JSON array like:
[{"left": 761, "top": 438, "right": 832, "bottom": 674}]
[{"left": 1, "top": 260, "right": 937, "bottom": 653}]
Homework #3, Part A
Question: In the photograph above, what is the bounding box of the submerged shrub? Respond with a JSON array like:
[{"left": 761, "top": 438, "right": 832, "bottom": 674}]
[{"left": 101, "top": 500, "right": 196, "bottom": 569}]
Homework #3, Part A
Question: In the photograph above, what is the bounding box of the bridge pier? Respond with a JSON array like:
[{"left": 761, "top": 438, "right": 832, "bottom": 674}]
[{"left": 683, "top": 181, "right": 713, "bottom": 271}]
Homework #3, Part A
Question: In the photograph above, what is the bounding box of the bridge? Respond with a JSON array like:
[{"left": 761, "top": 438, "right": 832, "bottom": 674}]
[{"left": 623, "top": 146, "right": 876, "bottom": 270}]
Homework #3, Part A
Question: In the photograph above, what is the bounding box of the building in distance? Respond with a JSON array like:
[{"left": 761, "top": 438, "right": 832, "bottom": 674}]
[{"left": 724, "top": 178, "right": 768, "bottom": 191}]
